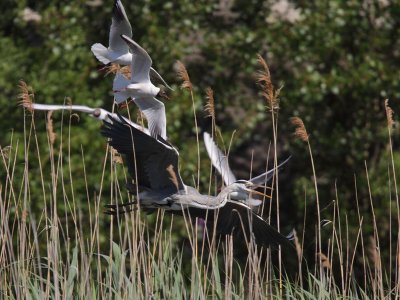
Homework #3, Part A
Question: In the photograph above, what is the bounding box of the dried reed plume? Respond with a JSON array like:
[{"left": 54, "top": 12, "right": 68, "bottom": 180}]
[
  {"left": 368, "top": 236, "right": 379, "bottom": 271},
  {"left": 291, "top": 117, "right": 309, "bottom": 142},
  {"left": 318, "top": 252, "right": 332, "bottom": 270},
  {"left": 385, "top": 99, "right": 394, "bottom": 129},
  {"left": 65, "top": 97, "right": 72, "bottom": 106},
  {"left": 104, "top": 63, "right": 131, "bottom": 79},
  {"left": 293, "top": 230, "right": 302, "bottom": 260},
  {"left": 0, "top": 145, "right": 11, "bottom": 160},
  {"left": 110, "top": 147, "right": 123, "bottom": 164},
  {"left": 18, "top": 80, "right": 34, "bottom": 112},
  {"left": 46, "top": 111, "right": 56, "bottom": 146},
  {"left": 257, "top": 54, "right": 279, "bottom": 111},
  {"left": 176, "top": 61, "right": 192, "bottom": 91},
  {"left": 166, "top": 164, "right": 179, "bottom": 191},
  {"left": 205, "top": 87, "right": 215, "bottom": 119}
]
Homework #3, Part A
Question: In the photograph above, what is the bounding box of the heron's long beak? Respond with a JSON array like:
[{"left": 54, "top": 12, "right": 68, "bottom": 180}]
[
  {"left": 246, "top": 188, "right": 272, "bottom": 199},
  {"left": 252, "top": 184, "right": 273, "bottom": 190}
]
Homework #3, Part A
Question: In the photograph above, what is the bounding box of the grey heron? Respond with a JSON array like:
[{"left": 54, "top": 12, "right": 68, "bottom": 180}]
[
  {"left": 21, "top": 102, "right": 288, "bottom": 218},
  {"left": 203, "top": 132, "right": 291, "bottom": 206},
  {"left": 113, "top": 34, "right": 167, "bottom": 139},
  {"left": 91, "top": 0, "right": 172, "bottom": 90},
  {"left": 101, "top": 114, "right": 292, "bottom": 247}
]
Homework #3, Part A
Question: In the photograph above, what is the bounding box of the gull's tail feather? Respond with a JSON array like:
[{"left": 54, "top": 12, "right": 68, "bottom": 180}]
[
  {"left": 91, "top": 43, "right": 111, "bottom": 65},
  {"left": 113, "top": 72, "right": 131, "bottom": 103}
]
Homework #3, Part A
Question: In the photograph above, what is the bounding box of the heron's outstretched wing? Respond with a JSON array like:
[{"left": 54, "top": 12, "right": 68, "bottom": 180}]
[
  {"left": 21, "top": 102, "right": 150, "bottom": 134},
  {"left": 186, "top": 200, "right": 291, "bottom": 248},
  {"left": 249, "top": 156, "right": 292, "bottom": 186},
  {"left": 216, "top": 201, "right": 292, "bottom": 247},
  {"left": 203, "top": 132, "right": 236, "bottom": 186},
  {"left": 101, "top": 114, "right": 184, "bottom": 192},
  {"left": 133, "top": 97, "right": 166, "bottom": 139},
  {"left": 121, "top": 35, "right": 152, "bottom": 83},
  {"left": 109, "top": 0, "right": 132, "bottom": 53},
  {"left": 24, "top": 104, "right": 95, "bottom": 114}
]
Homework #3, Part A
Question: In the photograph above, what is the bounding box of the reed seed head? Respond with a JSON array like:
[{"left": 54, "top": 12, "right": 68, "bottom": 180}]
[
  {"left": 257, "top": 54, "right": 279, "bottom": 111},
  {"left": 47, "top": 111, "right": 56, "bottom": 146},
  {"left": 205, "top": 87, "right": 215, "bottom": 119},
  {"left": 166, "top": 164, "right": 179, "bottom": 191},
  {"left": 110, "top": 147, "right": 123, "bottom": 164},
  {"left": 291, "top": 117, "right": 309, "bottom": 142},
  {"left": 384, "top": 99, "right": 394, "bottom": 130},
  {"left": 18, "top": 80, "right": 34, "bottom": 112},
  {"left": 318, "top": 252, "right": 331, "bottom": 270},
  {"left": 176, "top": 61, "right": 192, "bottom": 91},
  {"left": 104, "top": 63, "right": 131, "bottom": 79}
]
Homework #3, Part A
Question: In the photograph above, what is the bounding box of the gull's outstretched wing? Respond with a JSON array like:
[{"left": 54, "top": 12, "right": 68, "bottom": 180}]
[
  {"left": 109, "top": 0, "right": 132, "bottom": 53},
  {"left": 101, "top": 114, "right": 183, "bottom": 192},
  {"left": 150, "top": 67, "right": 174, "bottom": 91},
  {"left": 249, "top": 156, "right": 292, "bottom": 186},
  {"left": 121, "top": 34, "right": 152, "bottom": 83},
  {"left": 133, "top": 97, "right": 166, "bottom": 139},
  {"left": 203, "top": 132, "right": 236, "bottom": 186}
]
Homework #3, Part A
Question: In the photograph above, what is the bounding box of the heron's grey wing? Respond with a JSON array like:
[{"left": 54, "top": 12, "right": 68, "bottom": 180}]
[
  {"left": 26, "top": 104, "right": 95, "bottom": 113},
  {"left": 109, "top": 0, "right": 132, "bottom": 52},
  {"left": 150, "top": 67, "right": 174, "bottom": 91},
  {"left": 133, "top": 97, "right": 166, "bottom": 139},
  {"left": 101, "top": 114, "right": 184, "bottom": 192},
  {"left": 249, "top": 156, "right": 292, "bottom": 186},
  {"left": 121, "top": 35, "right": 152, "bottom": 82},
  {"left": 214, "top": 201, "right": 291, "bottom": 248},
  {"left": 203, "top": 132, "right": 236, "bottom": 186}
]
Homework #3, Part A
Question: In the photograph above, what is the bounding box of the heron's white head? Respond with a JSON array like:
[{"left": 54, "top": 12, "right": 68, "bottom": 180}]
[
  {"left": 92, "top": 108, "right": 108, "bottom": 121},
  {"left": 225, "top": 180, "right": 271, "bottom": 201}
]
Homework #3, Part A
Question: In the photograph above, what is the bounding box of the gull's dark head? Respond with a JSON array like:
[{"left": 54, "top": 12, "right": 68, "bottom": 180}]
[{"left": 157, "top": 86, "right": 169, "bottom": 100}]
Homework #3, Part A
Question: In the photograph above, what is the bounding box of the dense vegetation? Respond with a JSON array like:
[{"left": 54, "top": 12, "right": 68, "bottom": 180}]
[{"left": 1, "top": 0, "right": 400, "bottom": 297}]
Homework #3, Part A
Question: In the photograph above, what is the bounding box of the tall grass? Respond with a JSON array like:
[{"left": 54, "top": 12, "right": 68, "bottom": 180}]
[{"left": 1, "top": 93, "right": 399, "bottom": 299}]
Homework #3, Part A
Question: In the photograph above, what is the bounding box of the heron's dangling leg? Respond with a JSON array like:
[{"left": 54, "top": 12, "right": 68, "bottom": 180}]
[{"left": 104, "top": 205, "right": 137, "bottom": 216}]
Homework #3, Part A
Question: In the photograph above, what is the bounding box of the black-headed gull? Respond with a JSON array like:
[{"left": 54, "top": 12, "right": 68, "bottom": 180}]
[
  {"left": 91, "top": 0, "right": 172, "bottom": 90},
  {"left": 113, "top": 34, "right": 166, "bottom": 139},
  {"left": 203, "top": 132, "right": 291, "bottom": 206}
]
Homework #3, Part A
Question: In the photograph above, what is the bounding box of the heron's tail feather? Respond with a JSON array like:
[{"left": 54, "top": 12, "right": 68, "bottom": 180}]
[{"left": 91, "top": 43, "right": 111, "bottom": 65}]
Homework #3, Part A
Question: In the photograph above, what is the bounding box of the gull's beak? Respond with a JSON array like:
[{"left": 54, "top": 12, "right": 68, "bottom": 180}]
[{"left": 245, "top": 188, "right": 272, "bottom": 199}]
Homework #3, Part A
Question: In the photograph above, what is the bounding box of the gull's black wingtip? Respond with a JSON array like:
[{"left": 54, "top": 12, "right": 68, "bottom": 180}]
[{"left": 112, "top": 0, "right": 126, "bottom": 23}]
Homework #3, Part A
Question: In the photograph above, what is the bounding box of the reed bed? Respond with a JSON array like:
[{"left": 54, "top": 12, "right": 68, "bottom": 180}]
[{"left": 0, "top": 80, "right": 399, "bottom": 299}]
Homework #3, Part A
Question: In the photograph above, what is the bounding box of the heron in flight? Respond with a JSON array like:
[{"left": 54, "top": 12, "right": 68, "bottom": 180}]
[
  {"left": 91, "top": 0, "right": 172, "bottom": 90},
  {"left": 203, "top": 132, "right": 291, "bottom": 206},
  {"left": 102, "top": 114, "right": 292, "bottom": 247},
  {"left": 21, "top": 101, "right": 288, "bottom": 213}
]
